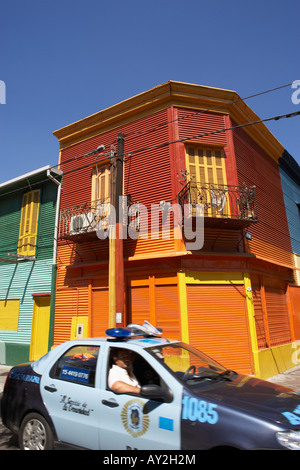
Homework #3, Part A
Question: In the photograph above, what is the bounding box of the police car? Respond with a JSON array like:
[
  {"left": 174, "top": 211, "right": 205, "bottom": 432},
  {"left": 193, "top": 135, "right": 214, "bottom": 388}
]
[{"left": 1, "top": 321, "right": 300, "bottom": 450}]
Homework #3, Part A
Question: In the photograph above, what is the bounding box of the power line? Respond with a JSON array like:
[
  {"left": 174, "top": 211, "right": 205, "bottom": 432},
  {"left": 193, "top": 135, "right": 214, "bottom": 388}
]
[
  {"left": 122, "top": 110, "right": 300, "bottom": 159},
  {"left": 122, "top": 82, "right": 295, "bottom": 142},
  {"left": 53, "top": 81, "right": 295, "bottom": 170},
  {"left": 46, "top": 109, "right": 300, "bottom": 178},
  {"left": 0, "top": 106, "right": 298, "bottom": 200}
]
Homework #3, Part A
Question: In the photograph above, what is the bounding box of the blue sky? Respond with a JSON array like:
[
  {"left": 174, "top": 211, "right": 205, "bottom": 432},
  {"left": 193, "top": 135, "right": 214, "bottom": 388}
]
[{"left": 1, "top": 0, "right": 299, "bottom": 183}]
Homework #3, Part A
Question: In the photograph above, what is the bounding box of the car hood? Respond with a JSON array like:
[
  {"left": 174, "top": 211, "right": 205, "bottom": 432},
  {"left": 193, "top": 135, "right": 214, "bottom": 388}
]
[{"left": 190, "top": 374, "right": 300, "bottom": 426}]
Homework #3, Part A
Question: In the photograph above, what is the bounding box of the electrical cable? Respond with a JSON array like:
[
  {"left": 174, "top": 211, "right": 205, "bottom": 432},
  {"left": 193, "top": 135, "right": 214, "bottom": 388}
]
[
  {"left": 50, "top": 81, "right": 296, "bottom": 169},
  {"left": 0, "top": 108, "right": 299, "bottom": 199},
  {"left": 122, "top": 82, "right": 295, "bottom": 142}
]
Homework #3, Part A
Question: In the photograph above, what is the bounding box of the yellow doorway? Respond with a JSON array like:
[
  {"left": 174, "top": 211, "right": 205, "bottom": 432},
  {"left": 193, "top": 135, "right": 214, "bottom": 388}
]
[{"left": 30, "top": 296, "right": 51, "bottom": 361}]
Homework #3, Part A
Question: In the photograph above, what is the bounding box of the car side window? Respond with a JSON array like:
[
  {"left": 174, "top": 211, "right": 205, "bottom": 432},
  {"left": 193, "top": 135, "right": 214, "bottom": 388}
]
[
  {"left": 50, "top": 345, "right": 100, "bottom": 387},
  {"left": 107, "top": 347, "right": 163, "bottom": 389}
]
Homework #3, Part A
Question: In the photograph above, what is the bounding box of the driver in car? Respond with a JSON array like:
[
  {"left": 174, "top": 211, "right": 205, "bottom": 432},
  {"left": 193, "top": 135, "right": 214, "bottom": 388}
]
[{"left": 108, "top": 348, "right": 141, "bottom": 395}]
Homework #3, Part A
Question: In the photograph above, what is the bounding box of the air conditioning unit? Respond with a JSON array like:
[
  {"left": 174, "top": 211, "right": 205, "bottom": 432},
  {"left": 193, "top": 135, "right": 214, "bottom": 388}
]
[{"left": 69, "top": 211, "right": 96, "bottom": 235}]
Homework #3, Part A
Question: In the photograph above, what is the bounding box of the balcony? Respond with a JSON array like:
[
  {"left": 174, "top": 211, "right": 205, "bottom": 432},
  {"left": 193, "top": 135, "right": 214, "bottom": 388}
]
[
  {"left": 58, "top": 197, "right": 136, "bottom": 242},
  {"left": 58, "top": 199, "right": 112, "bottom": 242},
  {"left": 178, "top": 182, "right": 258, "bottom": 229}
]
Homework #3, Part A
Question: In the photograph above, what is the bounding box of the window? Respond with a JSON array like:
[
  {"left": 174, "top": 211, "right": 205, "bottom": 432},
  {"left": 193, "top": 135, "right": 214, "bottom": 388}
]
[
  {"left": 0, "top": 299, "right": 20, "bottom": 330},
  {"left": 91, "top": 164, "right": 110, "bottom": 204},
  {"left": 185, "top": 146, "right": 227, "bottom": 185},
  {"left": 50, "top": 345, "right": 100, "bottom": 387},
  {"left": 18, "top": 190, "right": 40, "bottom": 256},
  {"left": 185, "top": 146, "right": 229, "bottom": 216},
  {"left": 108, "top": 347, "right": 161, "bottom": 387}
]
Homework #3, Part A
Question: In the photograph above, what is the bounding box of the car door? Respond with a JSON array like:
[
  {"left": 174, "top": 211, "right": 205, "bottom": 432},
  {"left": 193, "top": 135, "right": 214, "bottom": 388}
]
[
  {"left": 98, "top": 344, "right": 183, "bottom": 450},
  {"left": 40, "top": 343, "right": 102, "bottom": 449}
]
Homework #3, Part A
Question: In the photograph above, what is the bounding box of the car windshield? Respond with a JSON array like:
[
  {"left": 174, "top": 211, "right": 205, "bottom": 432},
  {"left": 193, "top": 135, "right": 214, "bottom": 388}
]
[{"left": 147, "top": 342, "right": 235, "bottom": 383}]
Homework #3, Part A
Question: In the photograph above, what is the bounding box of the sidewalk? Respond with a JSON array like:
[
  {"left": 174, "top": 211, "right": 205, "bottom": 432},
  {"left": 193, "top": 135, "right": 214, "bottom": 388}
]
[
  {"left": 1, "top": 363, "right": 300, "bottom": 394},
  {"left": 266, "top": 364, "right": 300, "bottom": 394}
]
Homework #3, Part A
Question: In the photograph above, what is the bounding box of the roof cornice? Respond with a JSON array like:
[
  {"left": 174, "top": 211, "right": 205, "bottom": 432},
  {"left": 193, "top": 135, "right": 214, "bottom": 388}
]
[{"left": 53, "top": 80, "right": 284, "bottom": 162}]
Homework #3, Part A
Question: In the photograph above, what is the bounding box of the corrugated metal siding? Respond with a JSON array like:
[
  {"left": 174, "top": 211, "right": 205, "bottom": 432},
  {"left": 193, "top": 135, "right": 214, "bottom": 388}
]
[
  {"left": 58, "top": 108, "right": 175, "bottom": 258},
  {"left": 0, "top": 180, "right": 58, "bottom": 353},
  {"left": 154, "top": 285, "right": 181, "bottom": 340},
  {"left": 0, "top": 192, "right": 21, "bottom": 261},
  {"left": 0, "top": 259, "right": 53, "bottom": 344},
  {"left": 279, "top": 168, "right": 300, "bottom": 255},
  {"left": 54, "top": 281, "right": 89, "bottom": 345},
  {"left": 129, "top": 286, "right": 151, "bottom": 325},
  {"left": 91, "top": 287, "right": 109, "bottom": 337},
  {"left": 289, "top": 285, "right": 300, "bottom": 340},
  {"left": 233, "top": 127, "right": 293, "bottom": 267},
  {"left": 127, "top": 277, "right": 181, "bottom": 340},
  {"left": 263, "top": 277, "right": 292, "bottom": 347},
  {"left": 186, "top": 284, "right": 253, "bottom": 375},
  {"left": 251, "top": 276, "right": 267, "bottom": 349},
  {"left": 177, "top": 109, "right": 227, "bottom": 146},
  {"left": 251, "top": 274, "right": 292, "bottom": 349}
]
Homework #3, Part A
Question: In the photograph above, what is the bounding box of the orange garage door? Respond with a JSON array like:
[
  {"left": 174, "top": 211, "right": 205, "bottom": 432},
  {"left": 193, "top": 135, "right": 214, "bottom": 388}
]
[{"left": 186, "top": 284, "right": 253, "bottom": 375}]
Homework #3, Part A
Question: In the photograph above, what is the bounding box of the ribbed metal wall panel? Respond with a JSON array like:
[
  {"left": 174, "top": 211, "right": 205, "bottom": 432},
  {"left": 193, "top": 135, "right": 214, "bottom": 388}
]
[
  {"left": 58, "top": 109, "right": 175, "bottom": 257},
  {"left": 177, "top": 109, "right": 227, "bottom": 146},
  {"left": 279, "top": 168, "right": 300, "bottom": 255},
  {"left": 233, "top": 127, "right": 293, "bottom": 267},
  {"left": 186, "top": 284, "right": 253, "bottom": 375},
  {"left": 251, "top": 274, "right": 292, "bottom": 349},
  {"left": 289, "top": 285, "right": 300, "bottom": 340},
  {"left": 0, "top": 259, "right": 53, "bottom": 345},
  {"left": 129, "top": 286, "right": 151, "bottom": 326},
  {"left": 0, "top": 179, "right": 58, "bottom": 362},
  {"left": 91, "top": 287, "right": 109, "bottom": 337},
  {"left": 154, "top": 285, "right": 181, "bottom": 340}
]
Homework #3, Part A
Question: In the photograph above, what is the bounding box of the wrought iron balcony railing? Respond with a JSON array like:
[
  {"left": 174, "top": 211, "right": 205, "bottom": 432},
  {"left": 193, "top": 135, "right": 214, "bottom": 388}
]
[
  {"left": 58, "top": 197, "right": 136, "bottom": 240},
  {"left": 178, "top": 182, "right": 258, "bottom": 226},
  {"left": 58, "top": 198, "right": 112, "bottom": 240}
]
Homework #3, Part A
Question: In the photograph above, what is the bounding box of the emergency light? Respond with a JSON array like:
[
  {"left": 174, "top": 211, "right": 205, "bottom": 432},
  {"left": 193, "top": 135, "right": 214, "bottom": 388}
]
[{"left": 106, "top": 321, "right": 163, "bottom": 339}]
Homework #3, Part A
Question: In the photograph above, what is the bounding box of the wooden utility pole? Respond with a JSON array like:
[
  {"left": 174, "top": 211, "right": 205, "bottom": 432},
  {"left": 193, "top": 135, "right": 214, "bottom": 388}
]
[
  {"left": 115, "top": 133, "right": 125, "bottom": 326},
  {"left": 108, "top": 134, "right": 125, "bottom": 328}
]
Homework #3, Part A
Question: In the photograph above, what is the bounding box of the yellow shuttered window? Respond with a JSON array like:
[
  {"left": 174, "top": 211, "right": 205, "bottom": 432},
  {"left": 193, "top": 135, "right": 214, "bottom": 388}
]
[
  {"left": 91, "top": 164, "right": 110, "bottom": 204},
  {"left": 185, "top": 146, "right": 229, "bottom": 217},
  {"left": 18, "top": 189, "right": 40, "bottom": 256}
]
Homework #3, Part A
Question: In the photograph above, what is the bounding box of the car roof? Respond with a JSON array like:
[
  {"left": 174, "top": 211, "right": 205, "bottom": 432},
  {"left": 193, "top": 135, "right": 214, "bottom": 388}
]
[{"left": 31, "top": 323, "right": 178, "bottom": 375}]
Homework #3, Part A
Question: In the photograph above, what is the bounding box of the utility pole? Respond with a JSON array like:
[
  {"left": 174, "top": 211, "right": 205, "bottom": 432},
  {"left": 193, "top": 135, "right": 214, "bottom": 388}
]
[{"left": 108, "top": 133, "right": 125, "bottom": 328}]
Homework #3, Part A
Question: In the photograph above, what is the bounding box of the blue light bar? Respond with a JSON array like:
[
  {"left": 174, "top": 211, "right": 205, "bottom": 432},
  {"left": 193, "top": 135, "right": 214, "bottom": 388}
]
[
  {"left": 106, "top": 327, "right": 131, "bottom": 338},
  {"left": 106, "top": 321, "right": 163, "bottom": 340}
]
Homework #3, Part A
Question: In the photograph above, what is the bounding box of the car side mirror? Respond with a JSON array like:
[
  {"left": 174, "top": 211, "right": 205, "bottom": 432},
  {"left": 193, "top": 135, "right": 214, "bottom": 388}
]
[{"left": 140, "top": 384, "right": 172, "bottom": 402}]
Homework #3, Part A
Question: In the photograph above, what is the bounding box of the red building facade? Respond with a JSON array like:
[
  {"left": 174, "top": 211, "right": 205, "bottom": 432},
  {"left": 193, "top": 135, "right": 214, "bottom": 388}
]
[{"left": 53, "top": 81, "right": 297, "bottom": 378}]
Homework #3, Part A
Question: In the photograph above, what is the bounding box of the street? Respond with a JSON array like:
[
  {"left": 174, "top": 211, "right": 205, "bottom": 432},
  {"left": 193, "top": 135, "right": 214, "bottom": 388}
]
[{"left": 0, "top": 418, "right": 18, "bottom": 450}]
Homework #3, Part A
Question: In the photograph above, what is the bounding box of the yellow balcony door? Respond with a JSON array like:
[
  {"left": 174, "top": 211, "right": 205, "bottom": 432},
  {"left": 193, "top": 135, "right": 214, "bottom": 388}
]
[
  {"left": 30, "top": 296, "right": 51, "bottom": 361},
  {"left": 185, "top": 146, "right": 229, "bottom": 217}
]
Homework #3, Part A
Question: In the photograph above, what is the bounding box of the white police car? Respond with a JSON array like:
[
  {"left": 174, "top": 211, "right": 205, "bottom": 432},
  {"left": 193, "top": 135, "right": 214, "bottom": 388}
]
[{"left": 1, "top": 321, "right": 300, "bottom": 450}]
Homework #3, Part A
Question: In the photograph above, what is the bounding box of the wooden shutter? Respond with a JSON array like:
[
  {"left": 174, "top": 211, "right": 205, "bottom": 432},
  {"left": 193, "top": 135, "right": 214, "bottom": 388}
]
[
  {"left": 18, "top": 189, "right": 40, "bottom": 256},
  {"left": 92, "top": 164, "right": 110, "bottom": 203},
  {"left": 186, "top": 284, "right": 253, "bottom": 374}
]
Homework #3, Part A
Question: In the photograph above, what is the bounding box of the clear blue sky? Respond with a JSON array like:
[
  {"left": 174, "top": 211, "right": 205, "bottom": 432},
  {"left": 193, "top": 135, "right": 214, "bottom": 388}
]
[{"left": 1, "top": 0, "right": 299, "bottom": 183}]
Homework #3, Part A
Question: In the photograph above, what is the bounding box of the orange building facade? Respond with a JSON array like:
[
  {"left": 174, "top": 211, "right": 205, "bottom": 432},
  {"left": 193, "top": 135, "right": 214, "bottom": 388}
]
[{"left": 53, "top": 81, "right": 298, "bottom": 379}]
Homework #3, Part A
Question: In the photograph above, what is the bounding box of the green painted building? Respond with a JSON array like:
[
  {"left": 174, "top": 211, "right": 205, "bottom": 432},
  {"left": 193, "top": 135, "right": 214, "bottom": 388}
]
[{"left": 0, "top": 166, "right": 62, "bottom": 365}]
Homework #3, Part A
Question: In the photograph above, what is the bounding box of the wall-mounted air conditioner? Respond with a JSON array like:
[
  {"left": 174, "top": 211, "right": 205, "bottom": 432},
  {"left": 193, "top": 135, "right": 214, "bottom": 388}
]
[{"left": 69, "top": 211, "right": 96, "bottom": 235}]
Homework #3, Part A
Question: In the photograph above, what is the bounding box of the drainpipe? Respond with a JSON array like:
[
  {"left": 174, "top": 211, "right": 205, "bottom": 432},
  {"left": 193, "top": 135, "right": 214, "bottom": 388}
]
[
  {"left": 47, "top": 168, "right": 62, "bottom": 264},
  {"left": 47, "top": 168, "right": 62, "bottom": 349}
]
